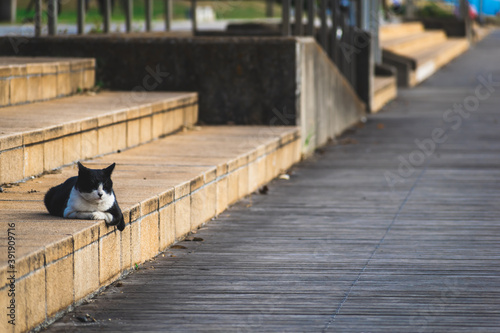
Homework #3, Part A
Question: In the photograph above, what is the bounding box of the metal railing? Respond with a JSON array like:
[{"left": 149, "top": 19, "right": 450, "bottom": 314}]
[
  {"left": 32, "top": 0, "right": 369, "bottom": 39},
  {"left": 33, "top": 0, "right": 175, "bottom": 36},
  {"left": 28, "top": 0, "right": 378, "bottom": 108},
  {"left": 277, "top": 0, "right": 378, "bottom": 103}
]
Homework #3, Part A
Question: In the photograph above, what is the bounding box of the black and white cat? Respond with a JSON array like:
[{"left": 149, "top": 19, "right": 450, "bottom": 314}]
[{"left": 44, "top": 162, "right": 125, "bottom": 231}]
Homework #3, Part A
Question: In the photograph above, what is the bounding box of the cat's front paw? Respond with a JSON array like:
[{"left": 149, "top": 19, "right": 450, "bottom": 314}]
[{"left": 91, "top": 211, "right": 113, "bottom": 223}]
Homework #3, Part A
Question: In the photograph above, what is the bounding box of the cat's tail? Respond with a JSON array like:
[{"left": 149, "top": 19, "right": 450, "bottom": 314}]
[
  {"left": 44, "top": 186, "right": 64, "bottom": 217},
  {"left": 44, "top": 187, "right": 56, "bottom": 215}
]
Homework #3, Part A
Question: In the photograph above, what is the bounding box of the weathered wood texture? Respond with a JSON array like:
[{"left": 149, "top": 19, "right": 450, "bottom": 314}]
[{"left": 46, "top": 31, "right": 500, "bottom": 332}]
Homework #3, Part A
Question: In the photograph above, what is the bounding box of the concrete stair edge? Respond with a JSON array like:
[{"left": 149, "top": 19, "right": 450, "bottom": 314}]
[
  {"left": 381, "top": 30, "right": 448, "bottom": 55},
  {"left": 0, "top": 91, "right": 198, "bottom": 185},
  {"left": 0, "top": 57, "right": 95, "bottom": 108},
  {"left": 379, "top": 22, "right": 426, "bottom": 41}
]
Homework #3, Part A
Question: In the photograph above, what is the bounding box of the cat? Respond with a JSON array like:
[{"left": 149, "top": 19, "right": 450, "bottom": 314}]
[{"left": 44, "top": 162, "right": 125, "bottom": 231}]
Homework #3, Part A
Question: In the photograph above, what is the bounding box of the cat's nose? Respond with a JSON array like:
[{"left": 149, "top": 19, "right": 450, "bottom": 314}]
[{"left": 98, "top": 192, "right": 103, "bottom": 198}]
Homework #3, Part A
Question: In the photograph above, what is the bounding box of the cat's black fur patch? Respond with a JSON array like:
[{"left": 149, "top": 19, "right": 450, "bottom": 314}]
[{"left": 44, "top": 176, "right": 77, "bottom": 217}]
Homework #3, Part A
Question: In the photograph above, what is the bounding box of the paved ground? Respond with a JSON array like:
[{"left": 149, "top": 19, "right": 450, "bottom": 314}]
[{"left": 46, "top": 31, "right": 500, "bottom": 332}]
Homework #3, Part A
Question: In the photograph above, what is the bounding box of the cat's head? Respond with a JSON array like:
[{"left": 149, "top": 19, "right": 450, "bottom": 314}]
[{"left": 76, "top": 162, "right": 115, "bottom": 202}]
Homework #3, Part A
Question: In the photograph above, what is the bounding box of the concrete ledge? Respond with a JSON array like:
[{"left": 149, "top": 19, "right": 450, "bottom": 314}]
[
  {"left": 0, "top": 125, "right": 300, "bottom": 332},
  {"left": 0, "top": 57, "right": 95, "bottom": 107},
  {"left": 0, "top": 91, "right": 198, "bottom": 184},
  {"left": 296, "top": 38, "right": 366, "bottom": 155}
]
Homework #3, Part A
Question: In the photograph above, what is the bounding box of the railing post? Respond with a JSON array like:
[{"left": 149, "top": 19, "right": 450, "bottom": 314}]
[
  {"left": 191, "top": 0, "right": 197, "bottom": 34},
  {"left": 330, "top": 0, "right": 338, "bottom": 62},
  {"left": 306, "top": 0, "right": 315, "bottom": 36},
  {"left": 34, "top": 0, "right": 42, "bottom": 37},
  {"left": 479, "top": 0, "right": 484, "bottom": 25},
  {"left": 48, "top": 0, "right": 57, "bottom": 35},
  {"left": 266, "top": 0, "right": 274, "bottom": 18},
  {"left": 371, "top": 0, "right": 381, "bottom": 64},
  {"left": 103, "top": 0, "right": 111, "bottom": 33},
  {"left": 295, "top": 0, "right": 304, "bottom": 36},
  {"left": 145, "top": 0, "right": 152, "bottom": 32},
  {"left": 350, "top": 0, "right": 357, "bottom": 27},
  {"left": 320, "top": 0, "right": 328, "bottom": 49},
  {"left": 77, "top": 0, "right": 85, "bottom": 34},
  {"left": 459, "top": 0, "right": 472, "bottom": 41},
  {"left": 405, "top": 0, "right": 415, "bottom": 19},
  {"left": 360, "top": 0, "right": 370, "bottom": 30},
  {"left": 125, "top": 0, "right": 133, "bottom": 33},
  {"left": 165, "top": 0, "right": 172, "bottom": 31},
  {"left": 282, "top": 0, "right": 291, "bottom": 36}
]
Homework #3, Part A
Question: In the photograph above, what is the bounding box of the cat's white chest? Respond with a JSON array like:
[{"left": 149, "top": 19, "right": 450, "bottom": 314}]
[{"left": 64, "top": 186, "right": 115, "bottom": 217}]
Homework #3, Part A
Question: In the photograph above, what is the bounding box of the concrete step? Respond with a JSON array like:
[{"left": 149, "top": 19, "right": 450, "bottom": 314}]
[
  {"left": 373, "top": 75, "right": 397, "bottom": 113},
  {"left": 380, "top": 22, "right": 470, "bottom": 88},
  {"left": 0, "top": 125, "right": 300, "bottom": 333},
  {"left": 0, "top": 57, "right": 95, "bottom": 107},
  {"left": 383, "top": 36, "right": 469, "bottom": 87},
  {"left": 412, "top": 37, "right": 470, "bottom": 68},
  {"left": 408, "top": 38, "right": 469, "bottom": 87},
  {"left": 0, "top": 91, "right": 198, "bottom": 185},
  {"left": 381, "top": 30, "right": 448, "bottom": 55},
  {"left": 379, "top": 22, "right": 426, "bottom": 41},
  {"left": 407, "top": 38, "right": 469, "bottom": 86}
]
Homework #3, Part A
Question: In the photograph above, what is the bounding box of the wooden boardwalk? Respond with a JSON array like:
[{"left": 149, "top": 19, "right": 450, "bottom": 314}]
[{"left": 47, "top": 31, "right": 500, "bottom": 332}]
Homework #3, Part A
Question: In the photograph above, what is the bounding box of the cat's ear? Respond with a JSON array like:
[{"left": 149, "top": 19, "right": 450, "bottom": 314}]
[
  {"left": 77, "top": 162, "right": 88, "bottom": 174},
  {"left": 104, "top": 163, "right": 116, "bottom": 176}
]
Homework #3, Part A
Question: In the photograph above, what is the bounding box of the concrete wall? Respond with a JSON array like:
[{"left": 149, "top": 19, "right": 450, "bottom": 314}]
[
  {"left": 0, "top": 36, "right": 297, "bottom": 125},
  {"left": 0, "top": 35, "right": 365, "bottom": 152},
  {"left": 296, "top": 38, "right": 366, "bottom": 155}
]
